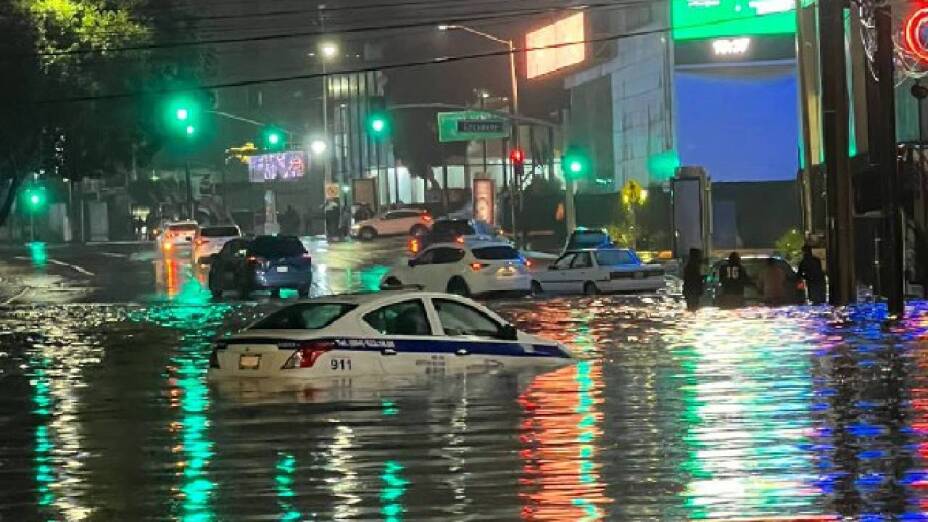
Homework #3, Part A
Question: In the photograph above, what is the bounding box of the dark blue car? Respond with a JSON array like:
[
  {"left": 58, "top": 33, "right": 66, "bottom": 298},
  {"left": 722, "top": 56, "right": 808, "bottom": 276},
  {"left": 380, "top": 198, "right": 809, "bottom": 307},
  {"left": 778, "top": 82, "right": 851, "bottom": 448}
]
[{"left": 208, "top": 235, "right": 312, "bottom": 298}]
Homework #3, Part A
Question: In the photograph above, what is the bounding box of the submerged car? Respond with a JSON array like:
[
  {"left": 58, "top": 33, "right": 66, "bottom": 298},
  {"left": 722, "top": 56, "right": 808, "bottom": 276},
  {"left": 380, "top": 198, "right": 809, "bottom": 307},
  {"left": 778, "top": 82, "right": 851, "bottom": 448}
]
[
  {"left": 562, "top": 227, "right": 614, "bottom": 254},
  {"left": 208, "top": 235, "right": 312, "bottom": 298},
  {"left": 706, "top": 255, "right": 806, "bottom": 305},
  {"left": 160, "top": 220, "right": 199, "bottom": 252},
  {"left": 533, "top": 248, "right": 665, "bottom": 295},
  {"left": 207, "top": 291, "right": 573, "bottom": 380},
  {"left": 193, "top": 224, "right": 242, "bottom": 264},
  {"left": 383, "top": 239, "right": 531, "bottom": 298}
]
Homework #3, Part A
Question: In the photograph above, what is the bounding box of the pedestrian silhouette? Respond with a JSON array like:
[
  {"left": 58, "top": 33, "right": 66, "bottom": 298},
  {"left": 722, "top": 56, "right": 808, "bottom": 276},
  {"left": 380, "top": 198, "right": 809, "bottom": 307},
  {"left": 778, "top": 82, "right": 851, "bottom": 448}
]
[
  {"left": 682, "top": 248, "right": 704, "bottom": 311},
  {"left": 718, "top": 251, "right": 750, "bottom": 309},
  {"left": 798, "top": 245, "right": 826, "bottom": 304}
]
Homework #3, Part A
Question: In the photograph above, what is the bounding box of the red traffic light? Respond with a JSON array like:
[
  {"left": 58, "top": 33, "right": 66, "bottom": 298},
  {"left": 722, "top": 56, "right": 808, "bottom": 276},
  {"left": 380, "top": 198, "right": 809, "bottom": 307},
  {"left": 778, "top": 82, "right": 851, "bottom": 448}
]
[{"left": 509, "top": 148, "right": 525, "bottom": 165}]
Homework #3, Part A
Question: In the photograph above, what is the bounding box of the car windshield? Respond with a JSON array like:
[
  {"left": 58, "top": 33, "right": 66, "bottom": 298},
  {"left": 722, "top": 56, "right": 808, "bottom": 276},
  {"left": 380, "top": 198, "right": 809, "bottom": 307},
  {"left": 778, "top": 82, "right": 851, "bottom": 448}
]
[
  {"left": 432, "top": 221, "right": 474, "bottom": 236},
  {"left": 249, "top": 237, "right": 306, "bottom": 258},
  {"left": 472, "top": 246, "right": 520, "bottom": 260},
  {"left": 169, "top": 224, "right": 198, "bottom": 232},
  {"left": 251, "top": 303, "right": 356, "bottom": 330},
  {"left": 595, "top": 249, "right": 639, "bottom": 266},
  {"left": 200, "top": 226, "right": 239, "bottom": 237}
]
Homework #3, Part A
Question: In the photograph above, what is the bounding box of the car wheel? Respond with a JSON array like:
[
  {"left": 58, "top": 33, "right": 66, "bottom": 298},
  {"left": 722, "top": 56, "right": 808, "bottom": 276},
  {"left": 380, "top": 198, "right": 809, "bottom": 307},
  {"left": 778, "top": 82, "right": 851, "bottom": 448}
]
[
  {"left": 359, "top": 227, "right": 377, "bottom": 241},
  {"left": 447, "top": 277, "right": 471, "bottom": 297},
  {"left": 531, "top": 280, "right": 544, "bottom": 296},
  {"left": 297, "top": 285, "right": 310, "bottom": 298},
  {"left": 409, "top": 224, "right": 428, "bottom": 237},
  {"left": 238, "top": 272, "right": 253, "bottom": 299},
  {"left": 583, "top": 281, "right": 599, "bottom": 296},
  {"left": 208, "top": 273, "right": 223, "bottom": 298}
]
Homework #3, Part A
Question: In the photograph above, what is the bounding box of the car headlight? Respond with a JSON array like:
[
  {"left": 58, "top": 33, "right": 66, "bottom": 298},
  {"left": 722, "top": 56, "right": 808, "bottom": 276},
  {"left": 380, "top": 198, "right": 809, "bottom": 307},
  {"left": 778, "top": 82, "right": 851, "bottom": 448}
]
[{"left": 351, "top": 225, "right": 360, "bottom": 231}]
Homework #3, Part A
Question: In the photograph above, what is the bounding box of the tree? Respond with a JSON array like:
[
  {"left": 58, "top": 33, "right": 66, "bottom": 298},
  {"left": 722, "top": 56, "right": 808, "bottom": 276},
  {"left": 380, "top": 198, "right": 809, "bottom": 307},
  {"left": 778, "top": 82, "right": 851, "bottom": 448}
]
[{"left": 0, "top": 0, "right": 212, "bottom": 228}]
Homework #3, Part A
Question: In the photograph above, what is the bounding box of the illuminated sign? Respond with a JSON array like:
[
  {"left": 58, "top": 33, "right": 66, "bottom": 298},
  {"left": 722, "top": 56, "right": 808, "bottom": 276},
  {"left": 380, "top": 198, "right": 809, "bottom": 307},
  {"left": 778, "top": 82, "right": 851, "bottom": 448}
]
[
  {"left": 905, "top": 7, "right": 928, "bottom": 63},
  {"left": 672, "top": 0, "right": 795, "bottom": 40},
  {"left": 473, "top": 178, "right": 496, "bottom": 224},
  {"left": 437, "top": 111, "right": 510, "bottom": 142},
  {"left": 525, "top": 12, "right": 585, "bottom": 79},
  {"left": 712, "top": 37, "right": 751, "bottom": 55},
  {"left": 247, "top": 151, "right": 306, "bottom": 182}
]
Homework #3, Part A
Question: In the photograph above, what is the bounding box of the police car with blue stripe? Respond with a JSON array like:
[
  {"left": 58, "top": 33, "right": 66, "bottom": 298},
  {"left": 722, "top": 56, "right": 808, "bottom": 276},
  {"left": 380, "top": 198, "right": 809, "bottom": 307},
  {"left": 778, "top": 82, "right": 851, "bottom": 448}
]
[{"left": 208, "top": 290, "right": 574, "bottom": 380}]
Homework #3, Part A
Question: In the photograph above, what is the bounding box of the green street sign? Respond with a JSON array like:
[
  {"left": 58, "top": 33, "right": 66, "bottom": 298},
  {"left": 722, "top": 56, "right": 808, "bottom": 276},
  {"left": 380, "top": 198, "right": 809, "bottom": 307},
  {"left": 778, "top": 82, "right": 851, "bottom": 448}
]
[{"left": 437, "top": 111, "right": 511, "bottom": 143}]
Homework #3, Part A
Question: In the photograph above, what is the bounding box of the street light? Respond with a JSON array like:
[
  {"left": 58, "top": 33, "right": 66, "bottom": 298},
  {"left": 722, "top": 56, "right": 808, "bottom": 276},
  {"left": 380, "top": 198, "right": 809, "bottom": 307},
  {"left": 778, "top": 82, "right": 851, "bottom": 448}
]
[
  {"left": 310, "top": 139, "right": 328, "bottom": 155},
  {"left": 316, "top": 41, "right": 339, "bottom": 184},
  {"left": 437, "top": 24, "right": 519, "bottom": 118}
]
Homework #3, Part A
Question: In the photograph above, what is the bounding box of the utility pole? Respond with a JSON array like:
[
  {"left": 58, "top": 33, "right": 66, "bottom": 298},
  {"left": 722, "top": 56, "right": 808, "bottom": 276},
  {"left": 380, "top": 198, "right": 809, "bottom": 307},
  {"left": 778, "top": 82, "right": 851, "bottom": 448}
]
[
  {"left": 818, "top": 0, "right": 856, "bottom": 305},
  {"left": 873, "top": 5, "right": 905, "bottom": 317}
]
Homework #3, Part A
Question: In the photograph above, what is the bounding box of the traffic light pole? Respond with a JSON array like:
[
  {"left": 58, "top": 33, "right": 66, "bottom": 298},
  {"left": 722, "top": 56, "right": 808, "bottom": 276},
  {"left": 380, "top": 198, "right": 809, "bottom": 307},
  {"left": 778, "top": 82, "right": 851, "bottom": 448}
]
[
  {"left": 30, "top": 213, "right": 35, "bottom": 242},
  {"left": 185, "top": 159, "right": 194, "bottom": 220}
]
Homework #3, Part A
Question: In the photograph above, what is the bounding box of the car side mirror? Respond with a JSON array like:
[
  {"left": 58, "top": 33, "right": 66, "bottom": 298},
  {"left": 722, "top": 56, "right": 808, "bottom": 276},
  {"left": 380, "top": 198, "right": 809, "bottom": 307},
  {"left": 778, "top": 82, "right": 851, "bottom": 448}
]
[{"left": 500, "top": 324, "right": 518, "bottom": 341}]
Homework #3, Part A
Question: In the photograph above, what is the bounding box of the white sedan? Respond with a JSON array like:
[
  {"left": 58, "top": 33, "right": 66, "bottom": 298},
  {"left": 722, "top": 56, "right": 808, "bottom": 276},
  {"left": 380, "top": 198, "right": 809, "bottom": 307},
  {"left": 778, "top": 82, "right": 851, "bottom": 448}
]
[
  {"left": 382, "top": 240, "right": 532, "bottom": 297},
  {"left": 532, "top": 248, "right": 665, "bottom": 295},
  {"left": 193, "top": 224, "right": 242, "bottom": 264},
  {"left": 207, "top": 291, "right": 573, "bottom": 380},
  {"left": 351, "top": 208, "right": 432, "bottom": 240}
]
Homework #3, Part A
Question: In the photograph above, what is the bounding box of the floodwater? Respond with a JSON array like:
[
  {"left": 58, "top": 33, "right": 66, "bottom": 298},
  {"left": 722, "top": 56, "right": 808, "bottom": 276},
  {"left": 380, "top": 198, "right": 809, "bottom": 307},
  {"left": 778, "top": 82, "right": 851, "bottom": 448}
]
[{"left": 4, "top": 264, "right": 928, "bottom": 520}]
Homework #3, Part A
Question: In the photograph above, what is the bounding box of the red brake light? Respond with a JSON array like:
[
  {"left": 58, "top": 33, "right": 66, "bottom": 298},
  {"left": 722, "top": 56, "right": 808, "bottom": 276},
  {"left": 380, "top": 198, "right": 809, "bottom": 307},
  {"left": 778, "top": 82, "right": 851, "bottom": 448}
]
[
  {"left": 524, "top": 259, "right": 533, "bottom": 268},
  {"left": 423, "top": 215, "right": 433, "bottom": 223},
  {"left": 409, "top": 238, "right": 420, "bottom": 254},
  {"left": 455, "top": 236, "right": 465, "bottom": 244},
  {"left": 797, "top": 280, "right": 807, "bottom": 290},
  {"left": 470, "top": 262, "right": 489, "bottom": 272},
  {"left": 282, "top": 340, "right": 335, "bottom": 369}
]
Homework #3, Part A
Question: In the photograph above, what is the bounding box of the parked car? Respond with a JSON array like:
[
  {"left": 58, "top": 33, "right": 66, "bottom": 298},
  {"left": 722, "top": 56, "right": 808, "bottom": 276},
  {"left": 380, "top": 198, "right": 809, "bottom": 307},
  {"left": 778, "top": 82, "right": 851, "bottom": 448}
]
[
  {"left": 383, "top": 239, "right": 531, "bottom": 298},
  {"left": 532, "top": 248, "right": 665, "bottom": 295},
  {"left": 193, "top": 224, "right": 242, "bottom": 264},
  {"left": 350, "top": 208, "right": 432, "bottom": 240},
  {"left": 562, "top": 227, "right": 614, "bottom": 253},
  {"left": 160, "top": 220, "right": 199, "bottom": 252},
  {"left": 706, "top": 255, "right": 806, "bottom": 305},
  {"left": 208, "top": 235, "right": 312, "bottom": 298},
  {"left": 207, "top": 290, "right": 573, "bottom": 380},
  {"left": 409, "top": 218, "right": 501, "bottom": 254}
]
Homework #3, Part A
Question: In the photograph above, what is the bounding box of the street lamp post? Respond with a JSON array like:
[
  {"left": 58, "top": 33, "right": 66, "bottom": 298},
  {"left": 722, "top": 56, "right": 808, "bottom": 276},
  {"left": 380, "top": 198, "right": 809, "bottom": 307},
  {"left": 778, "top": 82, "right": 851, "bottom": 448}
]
[
  {"left": 319, "top": 42, "right": 338, "bottom": 185},
  {"left": 440, "top": 24, "right": 521, "bottom": 240}
]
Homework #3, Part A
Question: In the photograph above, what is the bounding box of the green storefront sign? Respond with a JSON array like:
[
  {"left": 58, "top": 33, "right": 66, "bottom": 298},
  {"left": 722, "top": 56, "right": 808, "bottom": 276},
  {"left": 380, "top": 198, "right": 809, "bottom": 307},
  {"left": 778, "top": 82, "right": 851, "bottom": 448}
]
[
  {"left": 672, "top": 0, "right": 796, "bottom": 41},
  {"left": 437, "top": 111, "right": 511, "bottom": 143}
]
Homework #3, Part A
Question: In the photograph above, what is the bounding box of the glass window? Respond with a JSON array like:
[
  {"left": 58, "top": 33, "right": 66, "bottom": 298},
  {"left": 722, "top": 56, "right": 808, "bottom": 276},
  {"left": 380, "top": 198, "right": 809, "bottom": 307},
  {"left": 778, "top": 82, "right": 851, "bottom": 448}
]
[
  {"left": 414, "top": 249, "right": 436, "bottom": 265},
  {"left": 169, "top": 224, "right": 198, "bottom": 232},
  {"left": 221, "top": 240, "right": 247, "bottom": 257},
  {"left": 434, "top": 299, "right": 504, "bottom": 338},
  {"left": 432, "top": 248, "right": 466, "bottom": 264},
  {"left": 571, "top": 252, "right": 593, "bottom": 269},
  {"left": 251, "top": 303, "right": 356, "bottom": 330},
  {"left": 595, "top": 249, "right": 638, "bottom": 266},
  {"left": 554, "top": 253, "right": 577, "bottom": 270},
  {"left": 249, "top": 236, "right": 306, "bottom": 257},
  {"left": 364, "top": 300, "right": 432, "bottom": 336},
  {"left": 200, "top": 226, "right": 240, "bottom": 238},
  {"left": 472, "top": 246, "right": 520, "bottom": 260},
  {"left": 432, "top": 220, "right": 475, "bottom": 236}
]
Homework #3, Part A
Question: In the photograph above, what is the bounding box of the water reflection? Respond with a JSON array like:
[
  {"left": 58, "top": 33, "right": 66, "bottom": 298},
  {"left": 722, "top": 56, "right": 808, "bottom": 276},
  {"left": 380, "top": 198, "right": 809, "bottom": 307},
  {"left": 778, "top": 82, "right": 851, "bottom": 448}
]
[{"left": 7, "top": 297, "right": 928, "bottom": 519}]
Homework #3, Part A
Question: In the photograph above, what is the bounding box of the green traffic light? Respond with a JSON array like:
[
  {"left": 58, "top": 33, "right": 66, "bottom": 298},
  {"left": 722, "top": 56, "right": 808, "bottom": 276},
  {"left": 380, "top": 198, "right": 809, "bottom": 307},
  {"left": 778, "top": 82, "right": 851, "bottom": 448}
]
[
  {"left": 176, "top": 108, "right": 189, "bottom": 121},
  {"left": 185, "top": 125, "right": 196, "bottom": 136},
  {"left": 563, "top": 148, "right": 589, "bottom": 180},
  {"left": 371, "top": 119, "right": 385, "bottom": 133},
  {"left": 29, "top": 194, "right": 40, "bottom": 205},
  {"left": 268, "top": 133, "right": 280, "bottom": 145},
  {"left": 568, "top": 160, "right": 583, "bottom": 174},
  {"left": 368, "top": 114, "right": 389, "bottom": 137},
  {"left": 23, "top": 186, "right": 47, "bottom": 212}
]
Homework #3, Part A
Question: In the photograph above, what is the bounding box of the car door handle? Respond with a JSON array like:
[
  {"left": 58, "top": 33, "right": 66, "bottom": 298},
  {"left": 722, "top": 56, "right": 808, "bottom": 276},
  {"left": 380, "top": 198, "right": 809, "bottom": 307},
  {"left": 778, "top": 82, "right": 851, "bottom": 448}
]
[
  {"left": 455, "top": 349, "right": 469, "bottom": 356},
  {"left": 381, "top": 348, "right": 397, "bottom": 356}
]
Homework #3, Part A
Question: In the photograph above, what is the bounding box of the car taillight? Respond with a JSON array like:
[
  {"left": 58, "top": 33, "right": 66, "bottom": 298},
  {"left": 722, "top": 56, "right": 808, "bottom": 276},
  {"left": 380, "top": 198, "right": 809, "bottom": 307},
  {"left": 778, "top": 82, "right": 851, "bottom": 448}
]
[
  {"left": 524, "top": 258, "right": 533, "bottom": 268},
  {"left": 470, "top": 263, "right": 489, "bottom": 272},
  {"left": 408, "top": 238, "right": 420, "bottom": 254},
  {"left": 281, "top": 340, "right": 335, "bottom": 369},
  {"left": 423, "top": 215, "right": 433, "bottom": 223},
  {"left": 797, "top": 280, "right": 807, "bottom": 291},
  {"left": 163, "top": 242, "right": 173, "bottom": 251},
  {"left": 195, "top": 238, "right": 208, "bottom": 246},
  {"left": 247, "top": 256, "right": 269, "bottom": 268},
  {"left": 455, "top": 236, "right": 465, "bottom": 244}
]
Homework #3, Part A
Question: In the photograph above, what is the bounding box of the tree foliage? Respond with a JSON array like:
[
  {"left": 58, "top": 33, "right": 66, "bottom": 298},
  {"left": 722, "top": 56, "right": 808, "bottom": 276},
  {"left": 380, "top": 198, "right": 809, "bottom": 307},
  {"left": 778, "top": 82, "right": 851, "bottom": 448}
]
[{"left": 0, "top": 0, "right": 210, "bottom": 227}]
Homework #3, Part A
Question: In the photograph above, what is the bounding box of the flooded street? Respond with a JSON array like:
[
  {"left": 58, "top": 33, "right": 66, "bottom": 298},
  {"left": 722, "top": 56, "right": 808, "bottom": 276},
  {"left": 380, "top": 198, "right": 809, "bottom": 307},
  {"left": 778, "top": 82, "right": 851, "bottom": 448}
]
[{"left": 4, "top": 245, "right": 928, "bottom": 522}]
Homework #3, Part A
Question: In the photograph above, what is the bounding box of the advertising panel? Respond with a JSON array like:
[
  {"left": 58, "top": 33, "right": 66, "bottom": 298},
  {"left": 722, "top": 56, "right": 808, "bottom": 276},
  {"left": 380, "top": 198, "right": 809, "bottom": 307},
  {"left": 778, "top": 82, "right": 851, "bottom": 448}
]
[
  {"left": 473, "top": 178, "right": 496, "bottom": 225},
  {"left": 247, "top": 151, "right": 306, "bottom": 183},
  {"left": 525, "top": 13, "right": 585, "bottom": 79},
  {"left": 672, "top": 0, "right": 795, "bottom": 40}
]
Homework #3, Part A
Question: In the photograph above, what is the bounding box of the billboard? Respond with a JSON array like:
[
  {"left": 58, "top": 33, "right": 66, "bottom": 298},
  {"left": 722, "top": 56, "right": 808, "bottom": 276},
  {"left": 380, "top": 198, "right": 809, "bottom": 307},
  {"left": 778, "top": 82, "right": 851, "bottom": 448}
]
[
  {"left": 672, "top": 0, "right": 795, "bottom": 40},
  {"left": 247, "top": 151, "right": 306, "bottom": 183},
  {"left": 473, "top": 178, "right": 496, "bottom": 224},
  {"left": 526, "top": 13, "right": 585, "bottom": 79}
]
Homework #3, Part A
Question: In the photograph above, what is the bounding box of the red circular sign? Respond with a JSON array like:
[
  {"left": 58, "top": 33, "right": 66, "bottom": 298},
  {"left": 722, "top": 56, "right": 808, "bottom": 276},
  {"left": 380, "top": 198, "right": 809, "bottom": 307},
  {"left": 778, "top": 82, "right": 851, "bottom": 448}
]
[{"left": 905, "top": 7, "right": 928, "bottom": 62}]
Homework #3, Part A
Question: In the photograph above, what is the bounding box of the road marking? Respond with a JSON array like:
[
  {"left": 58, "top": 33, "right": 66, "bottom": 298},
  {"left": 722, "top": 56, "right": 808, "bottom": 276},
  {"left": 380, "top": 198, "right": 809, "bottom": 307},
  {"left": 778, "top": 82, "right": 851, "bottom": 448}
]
[
  {"left": 2, "top": 287, "right": 28, "bottom": 305},
  {"left": 99, "top": 252, "right": 128, "bottom": 259},
  {"left": 48, "top": 259, "right": 96, "bottom": 277}
]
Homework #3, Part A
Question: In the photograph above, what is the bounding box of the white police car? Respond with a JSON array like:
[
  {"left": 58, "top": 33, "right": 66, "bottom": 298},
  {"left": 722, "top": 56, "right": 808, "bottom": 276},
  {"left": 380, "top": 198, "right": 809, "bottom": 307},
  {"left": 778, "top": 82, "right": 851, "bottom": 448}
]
[
  {"left": 532, "top": 248, "right": 665, "bottom": 295},
  {"left": 208, "top": 290, "right": 573, "bottom": 380}
]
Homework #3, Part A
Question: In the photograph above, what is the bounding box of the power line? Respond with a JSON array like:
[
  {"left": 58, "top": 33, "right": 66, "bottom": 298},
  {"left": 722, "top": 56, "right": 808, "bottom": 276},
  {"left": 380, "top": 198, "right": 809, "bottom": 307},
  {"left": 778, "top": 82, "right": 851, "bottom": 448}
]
[
  {"left": 36, "top": 13, "right": 777, "bottom": 104},
  {"left": 20, "top": 0, "right": 655, "bottom": 57}
]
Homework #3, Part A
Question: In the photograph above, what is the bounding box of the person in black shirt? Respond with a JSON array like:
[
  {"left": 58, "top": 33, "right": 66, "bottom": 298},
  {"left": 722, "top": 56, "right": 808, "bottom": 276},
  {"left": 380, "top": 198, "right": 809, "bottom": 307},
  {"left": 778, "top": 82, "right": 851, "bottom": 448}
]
[
  {"left": 797, "top": 245, "right": 826, "bottom": 304},
  {"left": 718, "top": 251, "right": 750, "bottom": 309},
  {"left": 682, "top": 248, "right": 704, "bottom": 311}
]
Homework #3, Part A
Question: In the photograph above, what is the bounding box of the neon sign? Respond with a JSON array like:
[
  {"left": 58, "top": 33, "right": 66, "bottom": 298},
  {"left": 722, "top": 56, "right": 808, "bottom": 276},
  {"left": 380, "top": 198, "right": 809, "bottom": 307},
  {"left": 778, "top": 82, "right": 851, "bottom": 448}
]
[
  {"left": 712, "top": 37, "right": 752, "bottom": 55},
  {"left": 905, "top": 7, "right": 928, "bottom": 63}
]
